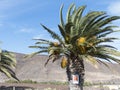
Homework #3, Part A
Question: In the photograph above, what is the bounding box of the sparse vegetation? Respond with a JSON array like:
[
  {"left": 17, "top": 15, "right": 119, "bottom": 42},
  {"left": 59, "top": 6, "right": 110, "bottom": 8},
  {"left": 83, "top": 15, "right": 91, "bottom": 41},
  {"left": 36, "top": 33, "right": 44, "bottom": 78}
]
[
  {"left": 6, "top": 79, "right": 114, "bottom": 87},
  {"left": 6, "top": 79, "right": 37, "bottom": 84},
  {"left": 6, "top": 80, "right": 67, "bottom": 85},
  {"left": 39, "top": 81, "right": 68, "bottom": 85},
  {"left": 44, "top": 87, "right": 56, "bottom": 90}
]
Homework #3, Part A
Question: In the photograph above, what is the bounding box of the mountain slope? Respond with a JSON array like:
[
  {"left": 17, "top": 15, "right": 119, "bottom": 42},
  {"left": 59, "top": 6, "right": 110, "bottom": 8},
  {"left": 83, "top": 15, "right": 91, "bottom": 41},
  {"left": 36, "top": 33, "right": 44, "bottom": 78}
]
[{"left": 0, "top": 52, "right": 120, "bottom": 83}]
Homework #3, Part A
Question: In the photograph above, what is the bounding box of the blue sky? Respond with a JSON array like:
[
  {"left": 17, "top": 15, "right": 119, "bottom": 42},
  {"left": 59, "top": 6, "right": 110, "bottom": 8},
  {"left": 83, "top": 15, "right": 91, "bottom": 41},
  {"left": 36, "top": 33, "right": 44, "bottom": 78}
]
[{"left": 0, "top": 0, "right": 120, "bottom": 54}]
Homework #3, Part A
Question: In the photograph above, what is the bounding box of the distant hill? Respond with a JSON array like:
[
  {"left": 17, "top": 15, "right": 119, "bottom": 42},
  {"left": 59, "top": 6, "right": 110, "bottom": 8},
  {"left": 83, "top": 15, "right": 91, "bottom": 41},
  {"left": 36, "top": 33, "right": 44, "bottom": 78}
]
[{"left": 0, "top": 52, "right": 120, "bottom": 83}]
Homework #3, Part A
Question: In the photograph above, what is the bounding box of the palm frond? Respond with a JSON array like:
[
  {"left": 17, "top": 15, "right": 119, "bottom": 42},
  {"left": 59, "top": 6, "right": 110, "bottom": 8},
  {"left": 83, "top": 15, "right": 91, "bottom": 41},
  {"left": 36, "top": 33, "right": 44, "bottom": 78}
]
[
  {"left": 1, "top": 51, "right": 16, "bottom": 67},
  {"left": 66, "top": 3, "right": 75, "bottom": 23},
  {"left": 96, "top": 45, "right": 117, "bottom": 50},
  {"left": 97, "top": 60, "right": 111, "bottom": 69},
  {"left": 105, "top": 55, "right": 120, "bottom": 64},
  {"left": 93, "top": 37, "right": 118, "bottom": 45},
  {"left": 82, "top": 12, "right": 106, "bottom": 35},
  {"left": 77, "top": 11, "right": 105, "bottom": 36},
  {"left": 41, "top": 24, "right": 63, "bottom": 44},
  {"left": 88, "top": 15, "right": 108, "bottom": 28},
  {"left": 60, "top": 4, "right": 65, "bottom": 28},
  {"left": 98, "top": 16, "right": 120, "bottom": 27},
  {"left": 72, "top": 5, "right": 86, "bottom": 24},
  {"left": 44, "top": 55, "right": 52, "bottom": 66},
  {"left": 102, "top": 48, "right": 120, "bottom": 57},
  {"left": 0, "top": 67, "right": 12, "bottom": 78},
  {"left": 65, "top": 22, "right": 73, "bottom": 34},
  {"left": 35, "top": 41, "right": 49, "bottom": 45},
  {"left": 98, "top": 31, "right": 113, "bottom": 38},
  {"left": 29, "top": 4, "right": 120, "bottom": 70},
  {"left": 33, "top": 38, "right": 50, "bottom": 42},
  {"left": 0, "top": 50, "right": 18, "bottom": 81},
  {"left": 26, "top": 50, "right": 48, "bottom": 58},
  {"left": 29, "top": 46, "right": 48, "bottom": 49},
  {"left": 0, "top": 64, "right": 19, "bottom": 81},
  {"left": 33, "top": 39, "right": 52, "bottom": 44},
  {"left": 85, "top": 55, "right": 98, "bottom": 68},
  {"left": 44, "top": 54, "right": 60, "bottom": 66},
  {"left": 58, "top": 25, "right": 66, "bottom": 40},
  {"left": 93, "top": 52, "right": 113, "bottom": 63},
  {"left": 84, "top": 15, "right": 108, "bottom": 35}
]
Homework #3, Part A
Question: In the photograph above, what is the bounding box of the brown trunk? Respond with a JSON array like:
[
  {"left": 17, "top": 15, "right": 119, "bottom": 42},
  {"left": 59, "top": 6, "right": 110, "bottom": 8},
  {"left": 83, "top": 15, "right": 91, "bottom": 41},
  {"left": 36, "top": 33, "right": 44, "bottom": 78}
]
[{"left": 66, "top": 55, "right": 85, "bottom": 90}]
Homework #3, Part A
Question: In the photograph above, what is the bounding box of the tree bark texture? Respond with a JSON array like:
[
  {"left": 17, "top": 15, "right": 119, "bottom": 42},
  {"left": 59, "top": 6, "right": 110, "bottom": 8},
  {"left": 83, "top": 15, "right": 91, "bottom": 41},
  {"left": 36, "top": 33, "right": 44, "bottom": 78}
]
[{"left": 66, "top": 55, "right": 85, "bottom": 90}]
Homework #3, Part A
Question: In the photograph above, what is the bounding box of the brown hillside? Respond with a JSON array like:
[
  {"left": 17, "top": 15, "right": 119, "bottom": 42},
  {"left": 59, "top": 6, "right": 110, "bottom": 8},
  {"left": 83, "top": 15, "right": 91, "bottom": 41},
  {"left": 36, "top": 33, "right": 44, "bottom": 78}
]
[{"left": 0, "top": 52, "right": 120, "bottom": 83}]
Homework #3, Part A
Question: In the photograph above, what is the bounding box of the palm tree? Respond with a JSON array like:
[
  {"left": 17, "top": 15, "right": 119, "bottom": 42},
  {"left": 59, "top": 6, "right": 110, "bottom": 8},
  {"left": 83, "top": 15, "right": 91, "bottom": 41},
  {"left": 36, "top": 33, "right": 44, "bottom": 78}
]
[
  {"left": 29, "top": 4, "right": 120, "bottom": 90},
  {"left": 0, "top": 49, "right": 19, "bottom": 81}
]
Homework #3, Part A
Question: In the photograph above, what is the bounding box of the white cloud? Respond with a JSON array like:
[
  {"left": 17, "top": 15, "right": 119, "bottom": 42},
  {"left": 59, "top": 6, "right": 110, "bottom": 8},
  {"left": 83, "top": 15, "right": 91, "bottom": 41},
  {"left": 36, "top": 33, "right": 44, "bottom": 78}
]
[
  {"left": 0, "top": 0, "right": 23, "bottom": 10},
  {"left": 19, "top": 28, "right": 34, "bottom": 33},
  {"left": 107, "top": 1, "right": 120, "bottom": 15},
  {"left": 107, "top": 1, "right": 120, "bottom": 38},
  {"left": 0, "top": 0, "right": 27, "bottom": 20}
]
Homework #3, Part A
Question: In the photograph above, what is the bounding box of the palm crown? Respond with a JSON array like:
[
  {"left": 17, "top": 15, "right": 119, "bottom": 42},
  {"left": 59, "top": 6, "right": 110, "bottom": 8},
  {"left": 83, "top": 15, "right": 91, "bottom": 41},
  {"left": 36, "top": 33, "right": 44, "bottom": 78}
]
[{"left": 30, "top": 4, "right": 120, "bottom": 68}]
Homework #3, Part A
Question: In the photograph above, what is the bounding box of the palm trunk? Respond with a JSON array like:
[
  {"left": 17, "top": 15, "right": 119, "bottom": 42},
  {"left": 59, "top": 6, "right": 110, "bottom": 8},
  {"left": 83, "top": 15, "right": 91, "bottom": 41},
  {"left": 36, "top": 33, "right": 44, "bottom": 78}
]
[{"left": 66, "top": 55, "right": 85, "bottom": 90}]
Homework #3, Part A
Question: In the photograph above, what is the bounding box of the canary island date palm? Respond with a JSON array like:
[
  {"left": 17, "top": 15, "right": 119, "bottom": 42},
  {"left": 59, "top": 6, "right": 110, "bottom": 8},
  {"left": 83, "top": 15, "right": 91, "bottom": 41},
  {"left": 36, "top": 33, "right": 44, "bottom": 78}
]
[
  {"left": 29, "top": 4, "right": 120, "bottom": 90},
  {"left": 0, "top": 49, "right": 19, "bottom": 81}
]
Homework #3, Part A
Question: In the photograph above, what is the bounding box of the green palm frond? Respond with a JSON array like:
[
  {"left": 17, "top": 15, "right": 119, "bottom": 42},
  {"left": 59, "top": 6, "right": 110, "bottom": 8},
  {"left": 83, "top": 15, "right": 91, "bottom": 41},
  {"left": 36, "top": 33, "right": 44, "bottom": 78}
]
[
  {"left": 0, "top": 50, "right": 19, "bottom": 81},
  {"left": 33, "top": 39, "right": 52, "bottom": 45},
  {"left": 92, "top": 37, "right": 118, "bottom": 46},
  {"left": 106, "top": 55, "right": 120, "bottom": 64},
  {"left": 77, "top": 11, "right": 105, "bottom": 32},
  {"left": 96, "top": 45, "right": 117, "bottom": 50},
  {"left": 25, "top": 50, "right": 48, "bottom": 58},
  {"left": 66, "top": 3, "right": 75, "bottom": 23},
  {"left": 41, "top": 24, "right": 63, "bottom": 44},
  {"left": 97, "top": 60, "right": 111, "bottom": 69},
  {"left": 58, "top": 25, "right": 66, "bottom": 40},
  {"left": 101, "top": 48, "right": 120, "bottom": 57},
  {"left": 60, "top": 4, "right": 65, "bottom": 28},
  {"left": 0, "top": 67, "right": 13, "bottom": 78},
  {"left": 98, "top": 29, "right": 120, "bottom": 38},
  {"left": 85, "top": 55, "right": 98, "bottom": 68},
  {"left": 35, "top": 41, "right": 50, "bottom": 45},
  {"left": 97, "top": 16, "right": 120, "bottom": 27},
  {"left": 87, "top": 26, "right": 115, "bottom": 38},
  {"left": 81, "top": 12, "right": 106, "bottom": 34},
  {"left": 65, "top": 22, "right": 73, "bottom": 34},
  {"left": 44, "top": 53, "right": 61, "bottom": 66},
  {"left": 0, "top": 64, "right": 19, "bottom": 81},
  {"left": 1, "top": 51, "right": 16, "bottom": 67},
  {"left": 29, "top": 4, "right": 120, "bottom": 69},
  {"left": 33, "top": 38, "right": 50, "bottom": 42},
  {"left": 93, "top": 52, "right": 112, "bottom": 63},
  {"left": 29, "top": 46, "right": 48, "bottom": 49},
  {"left": 72, "top": 5, "right": 86, "bottom": 24},
  {"left": 86, "top": 15, "right": 108, "bottom": 28},
  {"left": 91, "top": 48, "right": 120, "bottom": 63}
]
